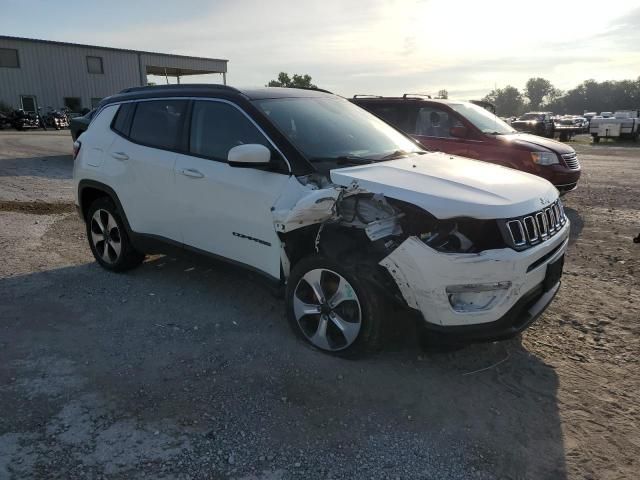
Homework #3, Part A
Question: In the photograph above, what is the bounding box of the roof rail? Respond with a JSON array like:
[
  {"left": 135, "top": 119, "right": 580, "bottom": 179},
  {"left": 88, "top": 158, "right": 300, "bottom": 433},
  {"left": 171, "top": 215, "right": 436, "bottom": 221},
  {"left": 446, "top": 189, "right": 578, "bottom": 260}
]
[
  {"left": 119, "top": 84, "right": 241, "bottom": 94},
  {"left": 402, "top": 93, "right": 432, "bottom": 99},
  {"left": 353, "top": 94, "right": 383, "bottom": 99},
  {"left": 267, "top": 86, "right": 333, "bottom": 95}
]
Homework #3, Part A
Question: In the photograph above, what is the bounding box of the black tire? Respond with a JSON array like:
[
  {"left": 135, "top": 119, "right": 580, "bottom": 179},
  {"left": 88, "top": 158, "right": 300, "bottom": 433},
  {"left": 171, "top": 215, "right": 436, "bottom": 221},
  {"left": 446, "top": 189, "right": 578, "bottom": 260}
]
[
  {"left": 593, "top": 136, "right": 600, "bottom": 144},
  {"left": 286, "top": 255, "right": 387, "bottom": 357},
  {"left": 86, "top": 197, "right": 144, "bottom": 272}
]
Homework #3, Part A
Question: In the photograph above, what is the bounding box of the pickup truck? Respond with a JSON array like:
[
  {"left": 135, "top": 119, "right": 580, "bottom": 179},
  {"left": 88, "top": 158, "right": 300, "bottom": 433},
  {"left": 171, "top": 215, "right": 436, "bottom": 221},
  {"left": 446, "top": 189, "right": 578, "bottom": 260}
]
[
  {"left": 589, "top": 110, "right": 639, "bottom": 143},
  {"left": 554, "top": 116, "right": 588, "bottom": 141}
]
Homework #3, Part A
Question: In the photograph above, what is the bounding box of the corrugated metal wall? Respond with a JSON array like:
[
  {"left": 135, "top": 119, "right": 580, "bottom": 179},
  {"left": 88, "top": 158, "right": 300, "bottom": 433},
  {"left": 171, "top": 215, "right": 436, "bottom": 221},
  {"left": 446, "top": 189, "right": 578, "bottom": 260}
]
[{"left": 0, "top": 37, "right": 227, "bottom": 112}]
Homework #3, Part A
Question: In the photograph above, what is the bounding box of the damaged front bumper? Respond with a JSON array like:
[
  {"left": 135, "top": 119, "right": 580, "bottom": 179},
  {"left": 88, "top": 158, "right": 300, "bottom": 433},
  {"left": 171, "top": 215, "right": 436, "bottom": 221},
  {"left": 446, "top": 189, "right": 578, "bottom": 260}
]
[{"left": 380, "top": 222, "right": 569, "bottom": 340}]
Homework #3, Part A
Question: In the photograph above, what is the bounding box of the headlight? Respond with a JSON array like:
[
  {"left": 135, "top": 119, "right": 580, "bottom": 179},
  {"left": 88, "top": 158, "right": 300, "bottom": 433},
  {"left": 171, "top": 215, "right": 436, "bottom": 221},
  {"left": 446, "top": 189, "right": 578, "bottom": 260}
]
[
  {"left": 531, "top": 152, "right": 559, "bottom": 165},
  {"left": 446, "top": 282, "right": 511, "bottom": 312}
]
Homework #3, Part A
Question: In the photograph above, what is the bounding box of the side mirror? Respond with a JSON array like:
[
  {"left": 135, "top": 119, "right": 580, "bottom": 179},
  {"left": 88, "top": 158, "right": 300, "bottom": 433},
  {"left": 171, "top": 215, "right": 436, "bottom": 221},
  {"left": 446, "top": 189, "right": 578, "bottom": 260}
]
[
  {"left": 228, "top": 144, "right": 271, "bottom": 167},
  {"left": 450, "top": 125, "right": 468, "bottom": 138}
]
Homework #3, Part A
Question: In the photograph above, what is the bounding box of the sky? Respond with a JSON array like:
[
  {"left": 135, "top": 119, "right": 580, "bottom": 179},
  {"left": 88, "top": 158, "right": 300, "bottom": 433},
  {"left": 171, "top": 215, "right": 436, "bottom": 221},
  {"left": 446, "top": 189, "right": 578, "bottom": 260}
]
[{"left": 2, "top": 0, "right": 639, "bottom": 99}]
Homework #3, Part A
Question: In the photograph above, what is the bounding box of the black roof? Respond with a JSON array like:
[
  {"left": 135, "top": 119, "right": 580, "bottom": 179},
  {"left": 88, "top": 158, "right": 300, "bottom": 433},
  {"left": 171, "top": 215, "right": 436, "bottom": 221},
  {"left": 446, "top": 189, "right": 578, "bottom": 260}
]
[{"left": 100, "top": 85, "right": 335, "bottom": 107}]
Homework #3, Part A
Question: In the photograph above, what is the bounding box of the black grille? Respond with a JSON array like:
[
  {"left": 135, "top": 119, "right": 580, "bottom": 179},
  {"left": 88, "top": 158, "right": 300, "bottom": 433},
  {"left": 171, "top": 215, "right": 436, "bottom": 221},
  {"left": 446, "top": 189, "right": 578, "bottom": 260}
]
[
  {"left": 503, "top": 200, "right": 567, "bottom": 250},
  {"left": 561, "top": 152, "right": 580, "bottom": 169}
]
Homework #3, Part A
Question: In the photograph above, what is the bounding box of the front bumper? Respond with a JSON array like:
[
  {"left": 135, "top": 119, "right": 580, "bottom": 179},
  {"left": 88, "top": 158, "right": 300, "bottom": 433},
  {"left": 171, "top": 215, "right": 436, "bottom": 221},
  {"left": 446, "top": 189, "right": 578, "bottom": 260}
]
[{"left": 380, "top": 222, "right": 569, "bottom": 334}]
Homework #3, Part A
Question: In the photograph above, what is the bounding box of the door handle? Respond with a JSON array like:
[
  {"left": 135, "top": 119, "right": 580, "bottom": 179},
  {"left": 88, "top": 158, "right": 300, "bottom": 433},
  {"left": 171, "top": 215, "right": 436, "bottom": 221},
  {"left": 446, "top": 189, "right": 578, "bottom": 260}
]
[
  {"left": 180, "top": 168, "right": 204, "bottom": 179},
  {"left": 111, "top": 152, "right": 129, "bottom": 161}
]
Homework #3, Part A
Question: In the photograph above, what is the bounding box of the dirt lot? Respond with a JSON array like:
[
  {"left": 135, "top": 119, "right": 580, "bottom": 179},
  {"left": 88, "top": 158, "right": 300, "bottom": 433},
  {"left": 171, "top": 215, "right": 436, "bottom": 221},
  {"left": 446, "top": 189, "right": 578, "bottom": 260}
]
[{"left": 0, "top": 130, "right": 638, "bottom": 480}]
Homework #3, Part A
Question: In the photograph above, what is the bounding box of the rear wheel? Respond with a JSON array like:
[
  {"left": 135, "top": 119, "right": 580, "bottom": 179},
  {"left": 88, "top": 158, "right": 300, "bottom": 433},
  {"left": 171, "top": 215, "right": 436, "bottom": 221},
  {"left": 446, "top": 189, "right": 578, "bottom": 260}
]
[
  {"left": 86, "top": 197, "right": 144, "bottom": 272},
  {"left": 286, "top": 256, "right": 387, "bottom": 356}
]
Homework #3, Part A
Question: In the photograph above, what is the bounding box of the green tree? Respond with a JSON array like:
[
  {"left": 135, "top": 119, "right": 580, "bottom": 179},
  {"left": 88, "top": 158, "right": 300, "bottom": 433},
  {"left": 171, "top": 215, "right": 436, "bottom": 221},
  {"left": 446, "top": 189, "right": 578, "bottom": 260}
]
[
  {"left": 525, "top": 77, "right": 554, "bottom": 110},
  {"left": 267, "top": 72, "right": 317, "bottom": 89},
  {"left": 437, "top": 89, "right": 448, "bottom": 99},
  {"left": 482, "top": 85, "right": 525, "bottom": 116}
]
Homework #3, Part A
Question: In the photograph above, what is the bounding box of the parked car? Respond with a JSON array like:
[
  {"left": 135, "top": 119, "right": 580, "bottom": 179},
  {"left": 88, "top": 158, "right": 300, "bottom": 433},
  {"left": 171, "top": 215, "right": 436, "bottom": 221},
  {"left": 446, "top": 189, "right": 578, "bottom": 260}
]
[
  {"left": 511, "top": 112, "right": 555, "bottom": 138},
  {"left": 351, "top": 96, "right": 581, "bottom": 194},
  {"left": 554, "top": 115, "right": 588, "bottom": 140},
  {"left": 70, "top": 109, "right": 95, "bottom": 141},
  {"left": 589, "top": 110, "right": 639, "bottom": 143},
  {"left": 74, "top": 85, "right": 569, "bottom": 355}
]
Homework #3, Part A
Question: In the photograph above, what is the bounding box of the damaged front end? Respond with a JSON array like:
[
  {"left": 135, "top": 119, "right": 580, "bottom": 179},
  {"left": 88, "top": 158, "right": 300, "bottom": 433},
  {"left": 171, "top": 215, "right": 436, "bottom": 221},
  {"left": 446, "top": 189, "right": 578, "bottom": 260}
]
[{"left": 272, "top": 173, "right": 569, "bottom": 336}]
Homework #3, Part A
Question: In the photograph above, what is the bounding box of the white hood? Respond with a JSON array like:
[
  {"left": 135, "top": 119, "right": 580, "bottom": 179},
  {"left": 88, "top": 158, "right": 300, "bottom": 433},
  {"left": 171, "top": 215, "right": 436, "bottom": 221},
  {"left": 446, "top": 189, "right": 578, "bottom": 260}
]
[{"left": 329, "top": 152, "right": 558, "bottom": 219}]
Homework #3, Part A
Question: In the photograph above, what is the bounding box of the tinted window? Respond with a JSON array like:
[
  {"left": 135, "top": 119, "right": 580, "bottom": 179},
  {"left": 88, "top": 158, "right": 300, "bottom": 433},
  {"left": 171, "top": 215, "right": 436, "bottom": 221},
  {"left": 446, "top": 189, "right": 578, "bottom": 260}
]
[
  {"left": 112, "top": 103, "right": 135, "bottom": 136},
  {"left": 364, "top": 104, "right": 408, "bottom": 132},
  {"left": 129, "top": 100, "right": 188, "bottom": 150},
  {"left": 190, "top": 101, "right": 270, "bottom": 161},
  {"left": 412, "top": 106, "right": 463, "bottom": 138},
  {"left": 0, "top": 48, "right": 19, "bottom": 68},
  {"left": 87, "top": 56, "right": 103, "bottom": 74}
]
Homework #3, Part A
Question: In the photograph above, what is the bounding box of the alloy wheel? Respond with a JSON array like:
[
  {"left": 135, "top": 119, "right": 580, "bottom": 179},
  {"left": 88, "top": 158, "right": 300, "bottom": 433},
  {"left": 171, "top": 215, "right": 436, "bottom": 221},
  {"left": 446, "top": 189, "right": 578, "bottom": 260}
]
[
  {"left": 90, "top": 209, "right": 122, "bottom": 264},
  {"left": 293, "top": 268, "right": 362, "bottom": 351}
]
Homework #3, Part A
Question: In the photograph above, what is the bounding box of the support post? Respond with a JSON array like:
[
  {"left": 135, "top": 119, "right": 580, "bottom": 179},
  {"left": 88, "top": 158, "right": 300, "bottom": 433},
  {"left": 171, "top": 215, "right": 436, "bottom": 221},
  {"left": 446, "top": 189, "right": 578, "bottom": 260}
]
[{"left": 223, "top": 72, "right": 227, "bottom": 85}]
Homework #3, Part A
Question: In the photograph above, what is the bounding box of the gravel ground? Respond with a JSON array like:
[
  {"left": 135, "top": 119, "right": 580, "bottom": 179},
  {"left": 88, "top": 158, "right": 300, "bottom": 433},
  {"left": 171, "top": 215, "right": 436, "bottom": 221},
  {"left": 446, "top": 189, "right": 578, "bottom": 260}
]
[{"left": 0, "top": 131, "right": 638, "bottom": 479}]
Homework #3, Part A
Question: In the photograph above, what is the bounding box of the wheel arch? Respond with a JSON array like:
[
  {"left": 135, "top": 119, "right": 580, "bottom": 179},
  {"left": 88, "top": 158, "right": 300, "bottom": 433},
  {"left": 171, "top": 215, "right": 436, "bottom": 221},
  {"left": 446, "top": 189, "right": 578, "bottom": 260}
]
[{"left": 78, "top": 180, "right": 133, "bottom": 234}]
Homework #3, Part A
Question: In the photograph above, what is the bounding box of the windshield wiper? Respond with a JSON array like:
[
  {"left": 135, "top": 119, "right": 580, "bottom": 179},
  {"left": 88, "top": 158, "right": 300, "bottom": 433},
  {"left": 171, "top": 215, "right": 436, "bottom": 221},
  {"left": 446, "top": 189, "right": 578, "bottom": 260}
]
[
  {"left": 309, "top": 155, "right": 374, "bottom": 165},
  {"left": 379, "top": 150, "right": 427, "bottom": 160}
]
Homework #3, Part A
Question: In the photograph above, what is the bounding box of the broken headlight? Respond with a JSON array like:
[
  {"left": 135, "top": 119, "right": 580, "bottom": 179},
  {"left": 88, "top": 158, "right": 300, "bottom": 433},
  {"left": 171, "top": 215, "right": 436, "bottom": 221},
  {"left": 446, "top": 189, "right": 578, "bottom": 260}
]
[{"left": 419, "top": 218, "right": 506, "bottom": 253}]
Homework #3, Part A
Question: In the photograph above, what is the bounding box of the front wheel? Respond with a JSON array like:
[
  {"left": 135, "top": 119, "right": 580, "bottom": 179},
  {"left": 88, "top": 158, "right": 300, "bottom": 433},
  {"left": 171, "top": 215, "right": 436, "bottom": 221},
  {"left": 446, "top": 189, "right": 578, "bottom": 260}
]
[
  {"left": 86, "top": 197, "right": 145, "bottom": 272},
  {"left": 286, "top": 256, "right": 387, "bottom": 356}
]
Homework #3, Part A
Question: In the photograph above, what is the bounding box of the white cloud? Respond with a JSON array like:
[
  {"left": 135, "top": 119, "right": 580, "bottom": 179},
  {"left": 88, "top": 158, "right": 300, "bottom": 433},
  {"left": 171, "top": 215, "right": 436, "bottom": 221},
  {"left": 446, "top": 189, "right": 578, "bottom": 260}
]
[{"left": 36, "top": 0, "right": 640, "bottom": 98}]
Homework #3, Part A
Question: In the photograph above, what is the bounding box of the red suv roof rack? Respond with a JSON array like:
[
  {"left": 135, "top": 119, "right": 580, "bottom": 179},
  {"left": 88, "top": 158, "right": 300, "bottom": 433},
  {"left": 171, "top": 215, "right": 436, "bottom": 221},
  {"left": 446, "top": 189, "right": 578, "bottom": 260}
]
[{"left": 402, "top": 93, "right": 432, "bottom": 99}]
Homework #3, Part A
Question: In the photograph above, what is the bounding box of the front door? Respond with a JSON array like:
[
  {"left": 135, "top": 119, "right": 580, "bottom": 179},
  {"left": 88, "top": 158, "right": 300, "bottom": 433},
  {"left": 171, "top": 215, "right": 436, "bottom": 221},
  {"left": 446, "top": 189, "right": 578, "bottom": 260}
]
[
  {"left": 174, "top": 100, "right": 290, "bottom": 279},
  {"left": 407, "top": 104, "right": 471, "bottom": 156}
]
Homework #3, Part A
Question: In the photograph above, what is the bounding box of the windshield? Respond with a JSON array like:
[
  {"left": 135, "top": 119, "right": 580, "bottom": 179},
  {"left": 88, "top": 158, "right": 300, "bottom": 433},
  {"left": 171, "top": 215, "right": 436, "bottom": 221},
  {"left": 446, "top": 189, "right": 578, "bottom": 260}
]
[
  {"left": 518, "top": 113, "right": 543, "bottom": 121},
  {"left": 253, "top": 97, "right": 423, "bottom": 163},
  {"left": 448, "top": 102, "right": 515, "bottom": 134}
]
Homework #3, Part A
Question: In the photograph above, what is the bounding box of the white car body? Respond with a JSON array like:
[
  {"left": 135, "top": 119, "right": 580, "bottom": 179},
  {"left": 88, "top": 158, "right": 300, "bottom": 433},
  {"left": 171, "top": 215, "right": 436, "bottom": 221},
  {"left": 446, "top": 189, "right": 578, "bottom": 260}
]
[{"left": 74, "top": 86, "right": 569, "bottom": 351}]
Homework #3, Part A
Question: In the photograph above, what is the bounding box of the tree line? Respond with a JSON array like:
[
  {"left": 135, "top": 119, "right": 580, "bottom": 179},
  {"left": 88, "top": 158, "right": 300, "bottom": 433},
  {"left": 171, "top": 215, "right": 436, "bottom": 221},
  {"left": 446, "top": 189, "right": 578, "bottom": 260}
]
[{"left": 482, "top": 77, "right": 640, "bottom": 117}]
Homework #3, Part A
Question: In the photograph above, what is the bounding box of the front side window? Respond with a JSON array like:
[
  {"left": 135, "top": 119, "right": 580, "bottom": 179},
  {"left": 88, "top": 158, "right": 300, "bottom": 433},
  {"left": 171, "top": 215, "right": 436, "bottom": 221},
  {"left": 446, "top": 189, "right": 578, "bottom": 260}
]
[
  {"left": 253, "top": 97, "right": 421, "bottom": 164},
  {"left": 449, "top": 102, "right": 515, "bottom": 134},
  {"left": 87, "top": 56, "right": 104, "bottom": 74},
  {"left": 129, "top": 100, "right": 188, "bottom": 150},
  {"left": 190, "top": 101, "right": 272, "bottom": 161},
  {"left": 412, "top": 106, "right": 463, "bottom": 138},
  {"left": 0, "top": 48, "right": 19, "bottom": 68}
]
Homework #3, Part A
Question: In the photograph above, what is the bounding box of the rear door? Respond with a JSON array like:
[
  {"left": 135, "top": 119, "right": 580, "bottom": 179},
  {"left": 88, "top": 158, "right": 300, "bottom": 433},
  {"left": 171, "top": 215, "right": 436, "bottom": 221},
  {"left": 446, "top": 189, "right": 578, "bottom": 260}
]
[
  {"left": 174, "top": 100, "right": 290, "bottom": 279},
  {"left": 407, "top": 103, "right": 470, "bottom": 156},
  {"left": 105, "top": 99, "right": 188, "bottom": 242}
]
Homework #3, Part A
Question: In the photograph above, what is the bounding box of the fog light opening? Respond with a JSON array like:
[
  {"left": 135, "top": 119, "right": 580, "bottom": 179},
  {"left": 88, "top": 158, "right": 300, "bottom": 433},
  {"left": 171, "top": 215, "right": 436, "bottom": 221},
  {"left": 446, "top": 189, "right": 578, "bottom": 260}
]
[{"left": 446, "top": 282, "right": 511, "bottom": 313}]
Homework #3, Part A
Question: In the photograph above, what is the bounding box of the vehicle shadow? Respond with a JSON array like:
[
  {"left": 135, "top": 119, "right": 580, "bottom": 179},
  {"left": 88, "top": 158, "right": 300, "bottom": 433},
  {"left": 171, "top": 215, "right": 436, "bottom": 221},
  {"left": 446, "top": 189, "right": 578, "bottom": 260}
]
[
  {"left": 564, "top": 207, "right": 584, "bottom": 245},
  {"left": 0, "top": 155, "right": 73, "bottom": 180},
  {"left": 0, "top": 255, "right": 567, "bottom": 479}
]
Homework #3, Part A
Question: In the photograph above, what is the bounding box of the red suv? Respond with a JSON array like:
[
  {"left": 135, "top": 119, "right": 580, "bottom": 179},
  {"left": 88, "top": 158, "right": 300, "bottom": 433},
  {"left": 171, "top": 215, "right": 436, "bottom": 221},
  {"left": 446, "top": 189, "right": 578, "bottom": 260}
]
[{"left": 351, "top": 95, "right": 581, "bottom": 194}]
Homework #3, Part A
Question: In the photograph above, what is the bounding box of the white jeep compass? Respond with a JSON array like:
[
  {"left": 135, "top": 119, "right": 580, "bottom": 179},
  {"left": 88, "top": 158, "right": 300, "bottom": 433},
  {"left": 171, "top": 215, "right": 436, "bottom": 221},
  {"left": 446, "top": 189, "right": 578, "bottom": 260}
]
[{"left": 73, "top": 85, "right": 569, "bottom": 355}]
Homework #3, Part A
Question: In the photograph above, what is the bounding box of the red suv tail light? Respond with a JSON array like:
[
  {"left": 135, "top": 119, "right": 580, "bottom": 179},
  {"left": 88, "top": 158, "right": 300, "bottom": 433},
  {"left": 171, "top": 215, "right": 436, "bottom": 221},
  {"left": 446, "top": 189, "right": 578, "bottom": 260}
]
[{"left": 73, "top": 141, "right": 81, "bottom": 160}]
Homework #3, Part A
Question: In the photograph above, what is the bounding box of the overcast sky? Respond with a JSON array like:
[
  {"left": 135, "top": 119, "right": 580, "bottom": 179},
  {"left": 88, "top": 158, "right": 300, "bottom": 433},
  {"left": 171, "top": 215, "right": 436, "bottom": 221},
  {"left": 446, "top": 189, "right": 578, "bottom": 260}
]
[{"left": 2, "top": 0, "right": 639, "bottom": 99}]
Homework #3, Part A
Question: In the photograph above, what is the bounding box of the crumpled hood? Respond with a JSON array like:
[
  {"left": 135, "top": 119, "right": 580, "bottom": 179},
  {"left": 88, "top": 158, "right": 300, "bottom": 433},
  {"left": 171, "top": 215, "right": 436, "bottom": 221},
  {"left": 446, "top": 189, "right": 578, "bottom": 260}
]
[
  {"left": 500, "top": 133, "right": 575, "bottom": 154},
  {"left": 330, "top": 152, "right": 558, "bottom": 220}
]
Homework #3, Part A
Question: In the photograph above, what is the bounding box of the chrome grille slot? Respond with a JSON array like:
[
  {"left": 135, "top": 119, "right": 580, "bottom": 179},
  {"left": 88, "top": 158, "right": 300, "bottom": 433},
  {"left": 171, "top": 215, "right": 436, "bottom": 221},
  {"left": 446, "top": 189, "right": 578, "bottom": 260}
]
[
  {"left": 523, "top": 216, "right": 539, "bottom": 243},
  {"left": 507, "top": 220, "right": 526, "bottom": 247},
  {"left": 561, "top": 152, "right": 580, "bottom": 169},
  {"left": 503, "top": 199, "right": 566, "bottom": 250}
]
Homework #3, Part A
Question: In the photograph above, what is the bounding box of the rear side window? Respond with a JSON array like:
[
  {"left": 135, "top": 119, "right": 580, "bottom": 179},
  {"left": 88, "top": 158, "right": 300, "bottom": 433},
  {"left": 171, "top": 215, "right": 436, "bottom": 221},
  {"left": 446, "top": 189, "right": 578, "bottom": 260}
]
[
  {"left": 111, "top": 103, "right": 135, "bottom": 136},
  {"left": 189, "top": 101, "right": 271, "bottom": 161},
  {"left": 129, "top": 100, "right": 188, "bottom": 150},
  {"left": 364, "top": 104, "right": 408, "bottom": 132}
]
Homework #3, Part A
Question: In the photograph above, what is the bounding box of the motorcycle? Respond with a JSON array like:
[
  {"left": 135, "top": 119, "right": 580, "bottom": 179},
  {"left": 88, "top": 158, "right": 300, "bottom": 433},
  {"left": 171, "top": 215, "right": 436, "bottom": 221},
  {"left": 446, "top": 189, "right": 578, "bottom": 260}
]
[
  {"left": 10, "top": 109, "right": 40, "bottom": 130},
  {"left": 44, "top": 107, "right": 69, "bottom": 130}
]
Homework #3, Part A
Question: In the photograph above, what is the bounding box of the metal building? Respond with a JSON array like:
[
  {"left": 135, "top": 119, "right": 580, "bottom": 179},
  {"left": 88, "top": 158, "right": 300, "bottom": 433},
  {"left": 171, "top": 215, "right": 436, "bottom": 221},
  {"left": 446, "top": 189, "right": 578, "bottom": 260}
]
[{"left": 0, "top": 35, "right": 228, "bottom": 113}]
